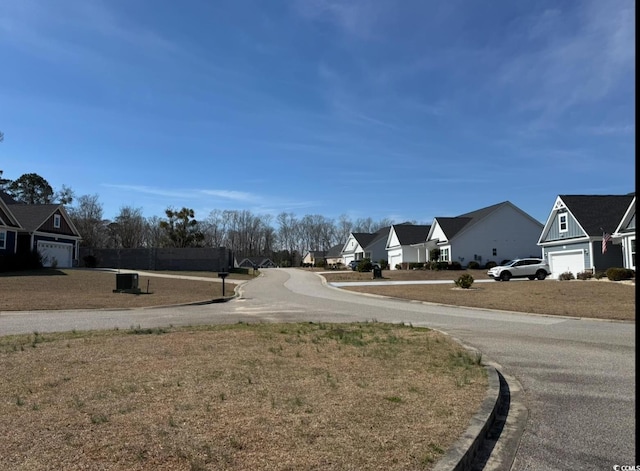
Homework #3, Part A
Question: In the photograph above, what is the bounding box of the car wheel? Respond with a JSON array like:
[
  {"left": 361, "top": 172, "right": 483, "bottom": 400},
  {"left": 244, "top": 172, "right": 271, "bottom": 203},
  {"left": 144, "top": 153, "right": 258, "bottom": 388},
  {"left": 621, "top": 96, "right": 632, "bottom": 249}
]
[
  {"left": 500, "top": 271, "right": 512, "bottom": 281},
  {"left": 527, "top": 276, "right": 535, "bottom": 280},
  {"left": 536, "top": 270, "right": 547, "bottom": 280}
]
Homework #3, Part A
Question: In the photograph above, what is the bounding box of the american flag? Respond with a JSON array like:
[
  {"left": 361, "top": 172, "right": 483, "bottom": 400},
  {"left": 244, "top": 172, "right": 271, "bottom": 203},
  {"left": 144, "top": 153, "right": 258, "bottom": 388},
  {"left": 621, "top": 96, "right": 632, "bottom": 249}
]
[{"left": 602, "top": 232, "right": 612, "bottom": 254}]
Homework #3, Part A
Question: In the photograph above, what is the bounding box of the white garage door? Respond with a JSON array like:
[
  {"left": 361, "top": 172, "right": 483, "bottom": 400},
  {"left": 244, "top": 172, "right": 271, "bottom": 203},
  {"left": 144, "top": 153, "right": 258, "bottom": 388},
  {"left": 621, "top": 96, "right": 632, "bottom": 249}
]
[
  {"left": 549, "top": 251, "right": 584, "bottom": 279},
  {"left": 388, "top": 254, "right": 401, "bottom": 270},
  {"left": 37, "top": 241, "right": 73, "bottom": 268}
]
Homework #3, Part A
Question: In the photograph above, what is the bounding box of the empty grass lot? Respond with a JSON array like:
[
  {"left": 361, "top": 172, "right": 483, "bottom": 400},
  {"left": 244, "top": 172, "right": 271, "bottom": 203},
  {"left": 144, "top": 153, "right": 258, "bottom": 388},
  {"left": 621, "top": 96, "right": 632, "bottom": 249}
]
[
  {"left": 0, "top": 322, "right": 486, "bottom": 470},
  {"left": 0, "top": 269, "right": 249, "bottom": 311},
  {"left": 320, "top": 269, "right": 635, "bottom": 321}
]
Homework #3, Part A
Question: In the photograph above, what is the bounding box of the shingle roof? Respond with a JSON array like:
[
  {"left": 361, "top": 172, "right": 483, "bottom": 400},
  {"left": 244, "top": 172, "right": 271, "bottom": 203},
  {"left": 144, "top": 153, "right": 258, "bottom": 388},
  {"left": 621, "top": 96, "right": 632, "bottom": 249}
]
[
  {"left": 365, "top": 226, "right": 391, "bottom": 248},
  {"left": 392, "top": 224, "right": 431, "bottom": 245},
  {"left": 457, "top": 201, "right": 506, "bottom": 219},
  {"left": 326, "top": 244, "right": 343, "bottom": 258},
  {"left": 0, "top": 190, "right": 17, "bottom": 205},
  {"left": 352, "top": 232, "right": 376, "bottom": 248},
  {"left": 436, "top": 201, "right": 511, "bottom": 239},
  {"left": 435, "top": 217, "right": 472, "bottom": 239},
  {"left": 6, "top": 204, "right": 59, "bottom": 232},
  {"left": 560, "top": 195, "right": 635, "bottom": 236}
]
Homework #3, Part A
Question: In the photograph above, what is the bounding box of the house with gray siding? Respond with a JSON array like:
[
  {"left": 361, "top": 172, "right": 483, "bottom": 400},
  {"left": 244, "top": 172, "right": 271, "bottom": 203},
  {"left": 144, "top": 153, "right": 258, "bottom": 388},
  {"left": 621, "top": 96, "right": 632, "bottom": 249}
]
[
  {"left": 537, "top": 194, "right": 634, "bottom": 277},
  {"left": 611, "top": 195, "right": 635, "bottom": 271}
]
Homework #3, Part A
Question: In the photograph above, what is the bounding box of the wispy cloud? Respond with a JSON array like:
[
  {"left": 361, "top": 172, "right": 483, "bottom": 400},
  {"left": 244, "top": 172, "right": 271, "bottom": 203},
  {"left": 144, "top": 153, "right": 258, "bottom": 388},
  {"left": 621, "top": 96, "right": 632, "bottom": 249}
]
[
  {"left": 293, "top": 0, "right": 385, "bottom": 39},
  {"left": 104, "top": 184, "right": 259, "bottom": 203},
  {"left": 0, "top": 0, "right": 179, "bottom": 66},
  {"left": 497, "top": 0, "right": 634, "bottom": 118}
]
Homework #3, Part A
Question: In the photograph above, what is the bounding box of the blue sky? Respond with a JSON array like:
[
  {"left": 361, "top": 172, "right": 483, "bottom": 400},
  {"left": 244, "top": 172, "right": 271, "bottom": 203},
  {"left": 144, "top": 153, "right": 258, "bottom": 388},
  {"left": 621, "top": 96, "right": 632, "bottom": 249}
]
[{"left": 0, "top": 0, "right": 635, "bottom": 225}]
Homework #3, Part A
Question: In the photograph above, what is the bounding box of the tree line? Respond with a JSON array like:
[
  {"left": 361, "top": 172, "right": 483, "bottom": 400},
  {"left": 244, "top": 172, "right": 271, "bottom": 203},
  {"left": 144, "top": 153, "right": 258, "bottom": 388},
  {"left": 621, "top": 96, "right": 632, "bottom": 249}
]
[{"left": 0, "top": 171, "right": 402, "bottom": 266}]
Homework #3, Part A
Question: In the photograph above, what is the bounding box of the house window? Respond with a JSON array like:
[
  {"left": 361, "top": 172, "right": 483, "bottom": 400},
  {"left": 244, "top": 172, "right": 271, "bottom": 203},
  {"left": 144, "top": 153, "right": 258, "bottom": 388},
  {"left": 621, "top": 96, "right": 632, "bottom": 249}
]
[
  {"left": 440, "top": 248, "right": 449, "bottom": 262},
  {"left": 558, "top": 213, "right": 568, "bottom": 233},
  {"left": 492, "top": 248, "right": 497, "bottom": 256},
  {"left": 0, "top": 230, "right": 5, "bottom": 249},
  {"left": 631, "top": 239, "right": 636, "bottom": 268},
  {"left": 54, "top": 214, "right": 61, "bottom": 229}
]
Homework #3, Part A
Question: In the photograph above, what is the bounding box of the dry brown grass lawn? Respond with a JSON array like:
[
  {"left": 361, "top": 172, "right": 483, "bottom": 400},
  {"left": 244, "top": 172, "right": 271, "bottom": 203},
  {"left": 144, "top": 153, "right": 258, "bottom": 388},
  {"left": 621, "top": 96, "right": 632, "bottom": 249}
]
[
  {"left": 0, "top": 323, "right": 486, "bottom": 470},
  {"left": 321, "top": 269, "right": 635, "bottom": 321},
  {"left": 0, "top": 269, "right": 248, "bottom": 311}
]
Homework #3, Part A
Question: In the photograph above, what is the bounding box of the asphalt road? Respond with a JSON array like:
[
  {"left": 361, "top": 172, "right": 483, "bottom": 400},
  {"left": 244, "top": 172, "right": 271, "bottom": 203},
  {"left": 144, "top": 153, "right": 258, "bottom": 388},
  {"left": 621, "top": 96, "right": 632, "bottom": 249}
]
[{"left": 0, "top": 268, "right": 635, "bottom": 470}]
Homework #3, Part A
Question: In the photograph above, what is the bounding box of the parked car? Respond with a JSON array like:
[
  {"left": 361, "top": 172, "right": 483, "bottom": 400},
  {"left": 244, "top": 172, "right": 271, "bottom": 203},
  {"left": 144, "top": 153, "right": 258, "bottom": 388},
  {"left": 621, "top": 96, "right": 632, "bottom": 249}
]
[
  {"left": 487, "top": 258, "right": 551, "bottom": 281},
  {"left": 349, "top": 260, "right": 380, "bottom": 271}
]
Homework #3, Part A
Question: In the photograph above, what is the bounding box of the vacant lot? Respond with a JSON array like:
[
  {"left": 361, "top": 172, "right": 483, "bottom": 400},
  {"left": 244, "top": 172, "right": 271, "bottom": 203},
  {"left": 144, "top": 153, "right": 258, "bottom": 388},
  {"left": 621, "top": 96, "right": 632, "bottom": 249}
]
[
  {"left": 321, "top": 269, "right": 635, "bottom": 321},
  {"left": 0, "top": 269, "right": 248, "bottom": 311},
  {"left": 0, "top": 322, "right": 486, "bottom": 470}
]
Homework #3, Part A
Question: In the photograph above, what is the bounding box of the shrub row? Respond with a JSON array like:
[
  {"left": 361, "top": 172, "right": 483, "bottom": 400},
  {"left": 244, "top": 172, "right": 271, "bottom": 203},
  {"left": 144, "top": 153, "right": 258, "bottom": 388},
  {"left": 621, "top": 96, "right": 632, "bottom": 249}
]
[
  {"left": 605, "top": 267, "right": 635, "bottom": 281},
  {"left": 0, "top": 250, "right": 43, "bottom": 272}
]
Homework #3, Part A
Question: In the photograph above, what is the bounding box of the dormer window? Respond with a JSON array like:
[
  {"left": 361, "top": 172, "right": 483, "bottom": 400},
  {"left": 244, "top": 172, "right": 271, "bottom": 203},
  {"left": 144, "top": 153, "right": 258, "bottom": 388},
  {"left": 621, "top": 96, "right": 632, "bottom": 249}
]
[
  {"left": 558, "top": 213, "right": 568, "bottom": 233},
  {"left": 54, "top": 214, "right": 61, "bottom": 229}
]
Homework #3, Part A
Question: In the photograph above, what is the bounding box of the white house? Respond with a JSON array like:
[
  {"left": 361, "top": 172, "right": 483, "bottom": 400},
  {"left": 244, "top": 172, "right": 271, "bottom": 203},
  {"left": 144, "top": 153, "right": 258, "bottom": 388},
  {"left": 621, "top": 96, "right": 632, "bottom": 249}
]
[
  {"left": 423, "top": 201, "right": 543, "bottom": 267},
  {"left": 386, "top": 224, "right": 431, "bottom": 269},
  {"left": 340, "top": 226, "right": 391, "bottom": 266}
]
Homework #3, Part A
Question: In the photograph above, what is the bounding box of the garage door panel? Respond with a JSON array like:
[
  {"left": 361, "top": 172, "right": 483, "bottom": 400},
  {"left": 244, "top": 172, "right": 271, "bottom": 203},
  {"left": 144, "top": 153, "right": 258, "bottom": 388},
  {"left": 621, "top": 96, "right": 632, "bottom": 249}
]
[
  {"left": 37, "top": 241, "right": 73, "bottom": 268},
  {"left": 549, "top": 252, "right": 584, "bottom": 279}
]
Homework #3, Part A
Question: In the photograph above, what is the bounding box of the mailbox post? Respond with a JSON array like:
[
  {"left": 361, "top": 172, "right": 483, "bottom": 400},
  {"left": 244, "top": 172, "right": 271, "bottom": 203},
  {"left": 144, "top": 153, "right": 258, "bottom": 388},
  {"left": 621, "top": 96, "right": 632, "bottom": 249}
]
[{"left": 218, "top": 272, "right": 229, "bottom": 297}]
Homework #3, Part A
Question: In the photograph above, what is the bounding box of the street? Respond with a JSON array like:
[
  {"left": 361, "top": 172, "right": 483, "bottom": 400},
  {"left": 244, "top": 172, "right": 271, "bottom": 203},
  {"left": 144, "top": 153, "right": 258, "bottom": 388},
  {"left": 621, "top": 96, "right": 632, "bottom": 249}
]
[{"left": 0, "top": 268, "right": 635, "bottom": 470}]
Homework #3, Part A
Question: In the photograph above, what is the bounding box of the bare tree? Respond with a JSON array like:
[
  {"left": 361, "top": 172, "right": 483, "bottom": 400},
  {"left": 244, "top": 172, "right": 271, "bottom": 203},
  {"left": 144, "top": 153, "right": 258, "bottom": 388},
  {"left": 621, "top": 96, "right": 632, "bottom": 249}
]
[
  {"left": 68, "top": 194, "right": 107, "bottom": 248},
  {"left": 111, "top": 206, "right": 146, "bottom": 248},
  {"left": 144, "top": 216, "right": 167, "bottom": 248}
]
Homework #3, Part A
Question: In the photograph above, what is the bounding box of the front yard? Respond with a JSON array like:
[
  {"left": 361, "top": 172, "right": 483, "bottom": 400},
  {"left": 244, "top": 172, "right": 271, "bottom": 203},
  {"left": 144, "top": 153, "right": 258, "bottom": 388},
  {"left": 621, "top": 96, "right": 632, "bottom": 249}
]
[{"left": 320, "top": 269, "right": 635, "bottom": 321}]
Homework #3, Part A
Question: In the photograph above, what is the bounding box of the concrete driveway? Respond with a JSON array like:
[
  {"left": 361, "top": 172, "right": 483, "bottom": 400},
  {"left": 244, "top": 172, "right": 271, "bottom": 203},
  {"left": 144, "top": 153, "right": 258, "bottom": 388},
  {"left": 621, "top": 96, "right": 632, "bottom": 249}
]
[{"left": 0, "top": 268, "right": 634, "bottom": 470}]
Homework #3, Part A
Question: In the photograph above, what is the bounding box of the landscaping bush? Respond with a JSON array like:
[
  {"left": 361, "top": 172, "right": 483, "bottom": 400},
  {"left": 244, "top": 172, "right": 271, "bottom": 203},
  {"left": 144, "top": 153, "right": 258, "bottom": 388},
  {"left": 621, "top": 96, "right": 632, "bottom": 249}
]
[
  {"left": 558, "top": 271, "right": 575, "bottom": 280},
  {"left": 0, "top": 250, "right": 44, "bottom": 272},
  {"left": 484, "top": 261, "right": 497, "bottom": 269},
  {"left": 454, "top": 273, "right": 474, "bottom": 289},
  {"left": 576, "top": 271, "right": 593, "bottom": 280},
  {"left": 378, "top": 259, "right": 389, "bottom": 270},
  {"left": 448, "top": 261, "right": 462, "bottom": 270},
  {"left": 605, "top": 267, "right": 635, "bottom": 281},
  {"left": 594, "top": 271, "right": 606, "bottom": 280},
  {"left": 82, "top": 254, "right": 98, "bottom": 268},
  {"left": 467, "top": 261, "right": 480, "bottom": 269},
  {"left": 357, "top": 259, "right": 373, "bottom": 272},
  {"left": 314, "top": 259, "right": 326, "bottom": 268},
  {"left": 409, "top": 262, "right": 423, "bottom": 270},
  {"left": 395, "top": 264, "right": 402, "bottom": 270}
]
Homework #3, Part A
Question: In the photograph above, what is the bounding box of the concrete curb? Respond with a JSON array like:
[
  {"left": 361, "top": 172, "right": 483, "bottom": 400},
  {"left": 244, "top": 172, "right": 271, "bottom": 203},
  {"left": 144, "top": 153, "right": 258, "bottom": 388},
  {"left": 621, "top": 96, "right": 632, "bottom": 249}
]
[{"left": 433, "top": 365, "right": 501, "bottom": 471}]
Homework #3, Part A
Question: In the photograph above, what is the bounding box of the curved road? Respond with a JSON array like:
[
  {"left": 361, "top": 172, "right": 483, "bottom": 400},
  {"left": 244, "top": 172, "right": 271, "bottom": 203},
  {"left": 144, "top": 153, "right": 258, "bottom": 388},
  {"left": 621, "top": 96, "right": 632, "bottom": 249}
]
[{"left": 0, "top": 268, "right": 635, "bottom": 470}]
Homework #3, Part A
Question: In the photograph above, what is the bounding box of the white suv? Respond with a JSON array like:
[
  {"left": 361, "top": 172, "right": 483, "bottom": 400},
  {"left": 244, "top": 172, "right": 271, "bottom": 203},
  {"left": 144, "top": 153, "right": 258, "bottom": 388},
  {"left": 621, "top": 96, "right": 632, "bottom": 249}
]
[{"left": 487, "top": 258, "right": 551, "bottom": 281}]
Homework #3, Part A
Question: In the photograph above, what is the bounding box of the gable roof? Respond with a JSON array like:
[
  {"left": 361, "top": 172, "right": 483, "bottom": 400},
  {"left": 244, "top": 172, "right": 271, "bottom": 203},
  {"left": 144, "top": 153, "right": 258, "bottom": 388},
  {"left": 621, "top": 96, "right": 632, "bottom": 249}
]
[
  {"left": 6, "top": 203, "right": 81, "bottom": 238},
  {"left": 613, "top": 196, "right": 636, "bottom": 235},
  {"left": 391, "top": 224, "right": 432, "bottom": 245},
  {"left": 0, "top": 190, "right": 18, "bottom": 205},
  {"left": 326, "top": 244, "right": 343, "bottom": 258},
  {"left": 558, "top": 195, "right": 635, "bottom": 236},
  {"left": 364, "top": 226, "right": 391, "bottom": 249},
  {"left": 433, "top": 201, "right": 507, "bottom": 240},
  {"left": 433, "top": 217, "right": 472, "bottom": 240},
  {"left": 351, "top": 232, "right": 376, "bottom": 249},
  {"left": 237, "top": 256, "right": 276, "bottom": 267},
  {"left": 7, "top": 204, "right": 62, "bottom": 232},
  {"left": 431, "top": 201, "right": 541, "bottom": 242}
]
